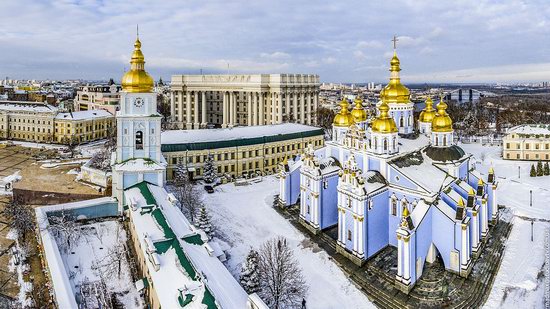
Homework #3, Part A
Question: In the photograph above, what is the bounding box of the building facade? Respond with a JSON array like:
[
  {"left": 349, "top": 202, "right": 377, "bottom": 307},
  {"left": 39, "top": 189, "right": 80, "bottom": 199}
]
[
  {"left": 161, "top": 123, "right": 324, "bottom": 180},
  {"left": 279, "top": 51, "right": 499, "bottom": 294},
  {"left": 0, "top": 101, "right": 115, "bottom": 144},
  {"left": 170, "top": 74, "right": 320, "bottom": 129},
  {"left": 55, "top": 110, "right": 115, "bottom": 144},
  {"left": 74, "top": 84, "right": 121, "bottom": 114},
  {"left": 502, "top": 124, "right": 550, "bottom": 161}
]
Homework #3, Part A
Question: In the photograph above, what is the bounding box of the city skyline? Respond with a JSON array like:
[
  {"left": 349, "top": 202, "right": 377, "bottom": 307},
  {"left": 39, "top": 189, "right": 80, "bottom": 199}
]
[{"left": 1, "top": 0, "right": 549, "bottom": 83}]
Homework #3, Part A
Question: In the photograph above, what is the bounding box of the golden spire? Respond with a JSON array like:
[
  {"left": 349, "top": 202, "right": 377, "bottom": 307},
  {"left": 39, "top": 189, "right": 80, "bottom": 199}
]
[
  {"left": 121, "top": 29, "right": 154, "bottom": 93},
  {"left": 489, "top": 167, "right": 494, "bottom": 174},
  {"left": 419, "top": 96, "right": 436, "bottom": 123},
  {"left": 468, "top": 188, "right": 475, "bottom": 196},
  {"left": 351, "top": 97, "right": 368, "bottom": 122},
  {"left": 380, "top": 36, "right": 410, "bottom": 104},
  {"left": 458, "top": 198, "right": 465, "bottom": 207},
  {"left": 333, "top": 98, "right": 355, "bottom": 127},
  {"left": 371, "top": 101, "right": 398, "bottom": 133},
  {"left": 431, "top": 96, "right": 453, "bottom": 132},
  {"left": 478, "top": 178, "right": 484, "bottom": 186},
  {"left": 402, "top": 206, "right": 410, "bottom": 217}
]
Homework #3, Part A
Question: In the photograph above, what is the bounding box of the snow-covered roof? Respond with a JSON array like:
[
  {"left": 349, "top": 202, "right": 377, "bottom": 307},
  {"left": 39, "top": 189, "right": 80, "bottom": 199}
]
[
  {"left": 113, "top": 158, "right": 166, "bottom": 172},
  {"left": 410, "top": 200, "right": 430, "bottom": 227},
  {"left": 125, "top": 182, "right": 248, "bottom": 309},
  {"left": 399, "top": 134, "right": 430, "bottom": 153},
  {"left": 55, "top": 110, "right": 113, "bottom": 120},
  {"left": 391, "top": 151, "right": 453, "bottom": 193},
  {"left": 0, "top": 101, "right": 58, "bottom": 113},
  {"left": 363, "top": 170, "right": 387, "bottom": 194},
  {"left": 507, "top": 124, "right": 550, "bottom": 136},
  {"left": 161, "top": 123, "right": 323, "bottom": 145}
]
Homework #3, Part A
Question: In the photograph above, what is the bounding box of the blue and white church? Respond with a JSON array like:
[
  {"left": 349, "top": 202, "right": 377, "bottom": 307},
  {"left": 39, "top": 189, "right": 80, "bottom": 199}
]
[{"left": 278, "top": 50, "right": 499, "bottom": 293}]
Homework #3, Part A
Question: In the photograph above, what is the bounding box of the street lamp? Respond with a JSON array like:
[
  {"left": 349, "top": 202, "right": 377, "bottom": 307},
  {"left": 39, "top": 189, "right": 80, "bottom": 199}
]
[
  {"left": 518, "top": 166, "right": 521, "bottom": 179},
  {"left": 531, "top": 220, "right": 534, "bottom": 242},
  {"left": 530, "top": 190, "right": 533, "bottom": 207}
]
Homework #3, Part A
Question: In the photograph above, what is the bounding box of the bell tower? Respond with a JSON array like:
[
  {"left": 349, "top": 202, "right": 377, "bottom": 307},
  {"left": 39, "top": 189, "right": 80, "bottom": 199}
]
[{"left": 112, "top": 33, "right": 166, "bottom": 205}]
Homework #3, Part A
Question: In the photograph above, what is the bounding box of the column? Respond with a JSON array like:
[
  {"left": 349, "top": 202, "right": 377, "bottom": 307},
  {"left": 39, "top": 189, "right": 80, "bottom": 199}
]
[
  {"left": 247, "top": 92, "right": 252, "bottom": 126},
  {"left": 300, "top": 92, "right": 305, "bottom": 124},
  {"left": 307, "top": 91, "right": 312, "bottom": 125},
  {"left": 271, "top": 93, "right": 276, "bottom": 124},
  {"left": 358, "top": 218, "right": 364, "bottom": 256},
  {"left": 193, "top": 91, "right": 199, "bottom": 129},
  {"left": 472, "top": 212, "right": 479, "bottom": 252},
  {"left": 397, "top": 237, "right": 403, "bottom": 277},
  {"left": 252, "top": 93, "right": 258, "bottom": 126},
  {"left": 186, "top": 91, "right": 192, "bottom": 129},
  {"left": 222, "top": 92, "right": 228, "bottom": 128},
  {"left": 229, "top": 92, "right": 234, "bottom": 127},
  {"left": 201, "top": 91, "right": 207, "bottom": 128},
  {"left": 259, "top": 92, "right": 265, "bottom": 125},
  {"left": 461, "top": 225, "right": 468, "bottom": 267},
  {"left": 178, "top": 91, "right": 184, "bottom": 128},
  {"left": 232, "top": 92, "right": 237, "bottom": 125},
  {"left": 337, "top": 209, "right": 342, "bottom": 243},
  {"left": 353, "top": 214, "right": 358, "bottom": 252},
  {"left": 285, "top": 91, "right": 290, "bottom": 122},
  {"left": 313, "top": 91, "right": 318, "bottom": 125},
  {"left": 492, "top": 188, "right": 498, "bottom": 219},
  {"left": 293, "top": 91, "right": 298, "bottom": 122},
  {"left": 170, "top": 91, "right": 175, "bottom": 121},
  {"left": 278, "top": 92, "right": 283, "bottom": 123},
  {"left": 404, "top": 237, "right": 410, "bottom": 281}
]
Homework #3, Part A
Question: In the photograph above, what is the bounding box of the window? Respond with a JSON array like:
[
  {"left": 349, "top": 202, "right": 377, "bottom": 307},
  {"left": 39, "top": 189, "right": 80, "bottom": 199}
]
[
  {"left": 307, "top": 205, "right": 310, "bottom": 214},
  {"left": 391, "top": 198, "right": 397, "bottom": 216},
  {"left": 323, "top": 180, "right": 328, "bottom": 189},
  {"left": 368, "top": 200, "right": 373, "bottom": 211},
  {"left": 347, "top": 198, "right": 352, "bottom": 208},
  {"left": 347, "top": 230, "right": 352, "bottom": 241},
  {"left": 506, "top": 143, "right": 510, "bottom": 149},
  {"left": 526, "top": 143, "right": 530, "bottom": 149},
  {"left": 135, "top": 131, "right": 143, "bottom": 149}
]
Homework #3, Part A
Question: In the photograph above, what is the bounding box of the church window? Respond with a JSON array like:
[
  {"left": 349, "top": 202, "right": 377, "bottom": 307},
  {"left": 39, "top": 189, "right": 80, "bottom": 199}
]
[
  {"left": 368, "top": 200, "right": 373, "bottom": 211},
  {"left": 443, "top": 135, "right": 447, "bottom": 146},
  {"left": 399, "top": 116, "right": 404, "bottom": 127},
  {"left": 383, "top": 139, "right": 388, "bottom": 151},
  {"left": 124, "top": 128, "right": 128, "bottom": 135},
  {"left": 307, "top": 205, "right": 310, "bottom": 214},
  {"left": 135, "top": 131, "right": 143, "bottom": 150},
  {"left": 323, "top": 180, "right": 328, "bottom": 189},
  {"left": 391, "top": 199, "right": 397, "bottom": 216},
  {"left": 347, "top": 230, "right": 352, "bottom": 241},
  {"left": 435, "top": 137, "right": 438, "bottom": 146},
  {"left": 395, "top": 175, "right": 400, "bottom": 182},
  {"left": 151, "top": 128, "right": 155, "bottom": 134}
]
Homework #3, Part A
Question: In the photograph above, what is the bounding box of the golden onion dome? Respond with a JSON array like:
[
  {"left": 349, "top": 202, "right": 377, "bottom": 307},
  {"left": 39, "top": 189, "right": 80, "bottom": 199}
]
[
  {"left": 121, "top": 37, "right": 154, "bottom": 93},
  {"left": 419, "top": 97, "right": 436, "bottom": 123},
  {"left": 371, "top": 101, "right": 398, "bottom": 133},
  {"left": 380, "top": 51, "right": 411, "bottom": 104},
  {"left": 333, "top": 98, "right": 355, "bottom": 127},
  {"left": 431, "top": 99, "right": 453, "bottom": 132},
  {"left": 351, "top": 98, "right": 368, "bottom": 122}
]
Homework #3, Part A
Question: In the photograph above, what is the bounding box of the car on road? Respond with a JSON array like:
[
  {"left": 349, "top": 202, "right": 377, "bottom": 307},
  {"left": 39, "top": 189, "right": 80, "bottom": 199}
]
[{"left": 204, "top": 185, "right": 214, "bottom": 194}]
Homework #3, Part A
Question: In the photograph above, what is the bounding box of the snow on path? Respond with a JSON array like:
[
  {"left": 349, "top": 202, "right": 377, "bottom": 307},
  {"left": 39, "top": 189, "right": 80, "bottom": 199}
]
[{"left": 203, "top": 177, "right": 373, "bottom": 309}]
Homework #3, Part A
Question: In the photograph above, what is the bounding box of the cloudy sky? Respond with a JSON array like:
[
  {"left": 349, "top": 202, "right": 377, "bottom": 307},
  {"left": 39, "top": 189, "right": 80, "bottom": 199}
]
[{"left": 1, "top": 0, "right": 549, "bottom": 83}]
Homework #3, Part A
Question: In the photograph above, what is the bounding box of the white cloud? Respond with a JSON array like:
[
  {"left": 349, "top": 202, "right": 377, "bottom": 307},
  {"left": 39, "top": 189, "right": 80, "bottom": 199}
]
[{"left": 260, "top": 52, "right": 291, "bottom": 59}]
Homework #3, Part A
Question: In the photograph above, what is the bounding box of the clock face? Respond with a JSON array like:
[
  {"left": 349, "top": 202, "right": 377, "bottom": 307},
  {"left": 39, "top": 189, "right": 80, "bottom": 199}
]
[{"left": 134, "top": 97, "right": 144, "bottom": 108}]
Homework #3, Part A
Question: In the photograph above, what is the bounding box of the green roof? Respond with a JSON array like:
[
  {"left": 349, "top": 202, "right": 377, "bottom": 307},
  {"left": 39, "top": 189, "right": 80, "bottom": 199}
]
[
  {"left": 127, "top": 181, "right": 157, "bottom": 205},
  {"left": 202, "top": 287, "right": 217, "bottom": 309},
  {"left": 182, "top": 234, "right": 204, "bottom": 245},
  {"left": 161, "top": 128, "right": 324, "bottom": 153}
]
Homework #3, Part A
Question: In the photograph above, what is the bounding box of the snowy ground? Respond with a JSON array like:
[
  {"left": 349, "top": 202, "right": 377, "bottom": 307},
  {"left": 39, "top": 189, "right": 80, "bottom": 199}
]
[
  {"left": 203, "top": 177, "right": 373, "bottom": 309},
  {"left": 459, "top": 142, "right": 550, "bottom": 309},
  {"left": 53, "top": 220, "right": 143, "bottom": 308}
]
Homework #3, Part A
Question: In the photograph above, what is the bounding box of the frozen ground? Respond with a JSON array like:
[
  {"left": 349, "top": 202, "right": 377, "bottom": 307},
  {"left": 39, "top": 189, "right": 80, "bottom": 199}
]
[
  {"left": 203, "top": 177, "right": 373, "bottom": 309},
  {"left": 459, "top": 142, "right": 550, "bottom": 308},
  {"left": 53, "top": 220, "right": 143, "bottom": 308}
]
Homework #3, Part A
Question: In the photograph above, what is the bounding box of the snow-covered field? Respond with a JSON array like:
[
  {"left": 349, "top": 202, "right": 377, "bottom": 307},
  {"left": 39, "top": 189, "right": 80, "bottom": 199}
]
[
  {"left": 459, "top": 142, "right": 550, "bottom": 309},
  {"left": 203, "top": 177, "right": 373, "bottom": 309},
  {"left": 203, "top": 142, "right": 550, "bottom": 308},
  {"left": 53, "top": 220, "right": 143, "bottom": 308}
]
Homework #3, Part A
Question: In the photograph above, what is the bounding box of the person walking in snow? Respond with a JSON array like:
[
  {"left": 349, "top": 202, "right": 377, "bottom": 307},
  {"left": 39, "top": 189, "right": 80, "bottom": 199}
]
[{"left": 302, "top": 298, "right": 306, "bottom": 309}]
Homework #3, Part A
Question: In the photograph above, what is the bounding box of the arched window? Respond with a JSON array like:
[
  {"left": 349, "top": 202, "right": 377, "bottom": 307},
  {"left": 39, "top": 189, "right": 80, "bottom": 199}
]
[
  {"left": 408, "top": 115, "right": 413, "bottom": 126},
  {"left": 443, "top": 135, "right": 447, "bottom": 146},
  {"left": 391, "top": 197, "right": 397, "bottom": 216},
  {"left": 434, "top": 135, "right": 439, "bottom": 146},
  {"left": 383, "top": 139, "right": 388, "bottom": 150},
  {"left": 400, "top": 116, "right": 404, "bottom": 127},
  {"left": 135, "top": 131, "right": 143, "bottom": 150}
]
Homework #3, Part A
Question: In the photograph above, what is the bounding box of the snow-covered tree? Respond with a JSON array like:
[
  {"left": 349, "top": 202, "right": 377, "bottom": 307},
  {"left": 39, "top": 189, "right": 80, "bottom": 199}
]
[
  {"left": 537, "top": 161, "right": 544, "bottom": 176},
  {"left": 46, "top": 211, "right": 83, "bottom": 251},
  {"left": 172, "top": 173, "right": 203, "bottom": 223},
  {"left": 196, "top": 207, "right": 213, "bottom": 239},
  {"left": 530, "top": 164, "right": 536, "bottom": 177},
  {"left": 258, "top": 236, "right": 308, "bottom": 309},
  {"left": 88, "top": 147, "right": 112, "bottom": 172},
  {"left": 174, "top": 162, "right": 188, "bottom": 184},
  {"left": 240, "top": 249, "right": 261, "bottom": 294},
  {"left": 203, "top": 154, "right": 217, "bottom": 184},
  {"left": 544, "top": 162, "right": 550, "bottom": 176},
  {"left": 3, "top": 197, "right": 34, "bottom": 242}
]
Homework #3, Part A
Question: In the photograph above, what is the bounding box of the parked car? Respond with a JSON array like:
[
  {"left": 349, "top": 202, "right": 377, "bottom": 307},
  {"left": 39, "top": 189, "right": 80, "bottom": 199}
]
[{"left": 204, "top": 185, "right": 214, "bottom": 194}]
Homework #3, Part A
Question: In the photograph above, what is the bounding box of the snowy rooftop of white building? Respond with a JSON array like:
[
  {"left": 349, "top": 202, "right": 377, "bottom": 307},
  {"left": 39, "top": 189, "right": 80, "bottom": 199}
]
[
  {"left": 161, "top": 123, "right": 324, "bottom": 152},
  {"left": 0, "top": 101, "right": 58, "bottom": 113},
  {"left": 391, "top": 150, "right": 454, "bottom": 193},
  {"left": 507, "top": 124, "right": 550, "bottom": 136},
  {"left": 55, "top": 110, "right": 113, "bottom": 120},
  {"left": 125, "top": 182, "right": 248, "bottom": 309}
]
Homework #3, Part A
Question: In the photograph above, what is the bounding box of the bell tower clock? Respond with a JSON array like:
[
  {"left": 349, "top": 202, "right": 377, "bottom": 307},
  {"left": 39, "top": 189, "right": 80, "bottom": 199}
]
[{"left": 112, "top": 34, "right": 166, "bottom": 205}]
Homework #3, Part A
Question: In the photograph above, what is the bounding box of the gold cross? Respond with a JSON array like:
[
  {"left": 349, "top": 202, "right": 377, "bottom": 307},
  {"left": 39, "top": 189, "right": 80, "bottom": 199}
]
[{"left": 392, "top": 35, "right": 398, "bottom": 50}]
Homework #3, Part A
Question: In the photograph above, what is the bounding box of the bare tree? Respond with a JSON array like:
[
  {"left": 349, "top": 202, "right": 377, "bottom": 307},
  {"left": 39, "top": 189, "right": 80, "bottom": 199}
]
[
  {"left": 172, "top": 176, "right": 203, "bottom": 223},
  {"left": 88, "top": 147, "right": 112, "bottom": 172},
  {"left": 315, "top": 107, "right": 335, "bottom": 140},
  {"left": 92, "top": 245, "right": 127, "bottom": 280},
  {"left": 3, "top": 197, "right": 34, "bottom": 242},
  {"left": 258, "top": 236, "right": 308, "bottom": 309},
  {"left": 46, "top": 211, "right": 83, "bottom": 252}
]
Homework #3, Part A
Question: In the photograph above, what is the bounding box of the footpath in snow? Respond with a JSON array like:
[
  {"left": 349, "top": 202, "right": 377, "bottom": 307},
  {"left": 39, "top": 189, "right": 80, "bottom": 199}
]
[{"left": 203, "top": 176, "right": 373, "bottom": 309}]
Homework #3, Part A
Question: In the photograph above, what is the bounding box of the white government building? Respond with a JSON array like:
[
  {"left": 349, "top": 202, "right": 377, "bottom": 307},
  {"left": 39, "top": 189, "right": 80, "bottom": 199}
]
[{"left": 170, "top": 74, "right": 320, "bottom": 129}]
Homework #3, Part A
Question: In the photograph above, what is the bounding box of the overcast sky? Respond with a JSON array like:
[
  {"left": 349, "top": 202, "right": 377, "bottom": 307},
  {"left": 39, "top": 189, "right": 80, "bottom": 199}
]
[{"left": 1, "top": 0, "right": 549, "bottom": 83}]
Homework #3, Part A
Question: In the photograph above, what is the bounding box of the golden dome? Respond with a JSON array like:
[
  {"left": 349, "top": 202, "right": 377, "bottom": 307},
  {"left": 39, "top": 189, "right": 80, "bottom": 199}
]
[
  {"left": 351, "top": 97, "right": 368, "bottom": 122},
  {"left": 333, "top": 99, "right": 355, "bottom": 127},
  {"left": 371, "top": 101, "right": 398, "bottom": 133},
  {"left": 121, "top": 37, "right": 154, "bottom": 93},
  {"left": 419, "top": 97, "right": 436, "bottom": 123},
  {"left": 380, "top": 51, "right": 410, "bottom": 104},
  {"left": 431, "top": 99, "right": 453, "bottom": 132}
]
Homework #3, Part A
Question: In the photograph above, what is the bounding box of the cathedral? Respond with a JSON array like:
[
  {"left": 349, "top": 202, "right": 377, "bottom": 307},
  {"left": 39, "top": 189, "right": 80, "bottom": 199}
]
[{"left": 278, "top": 49, "right": 499, "bottom": 293}]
